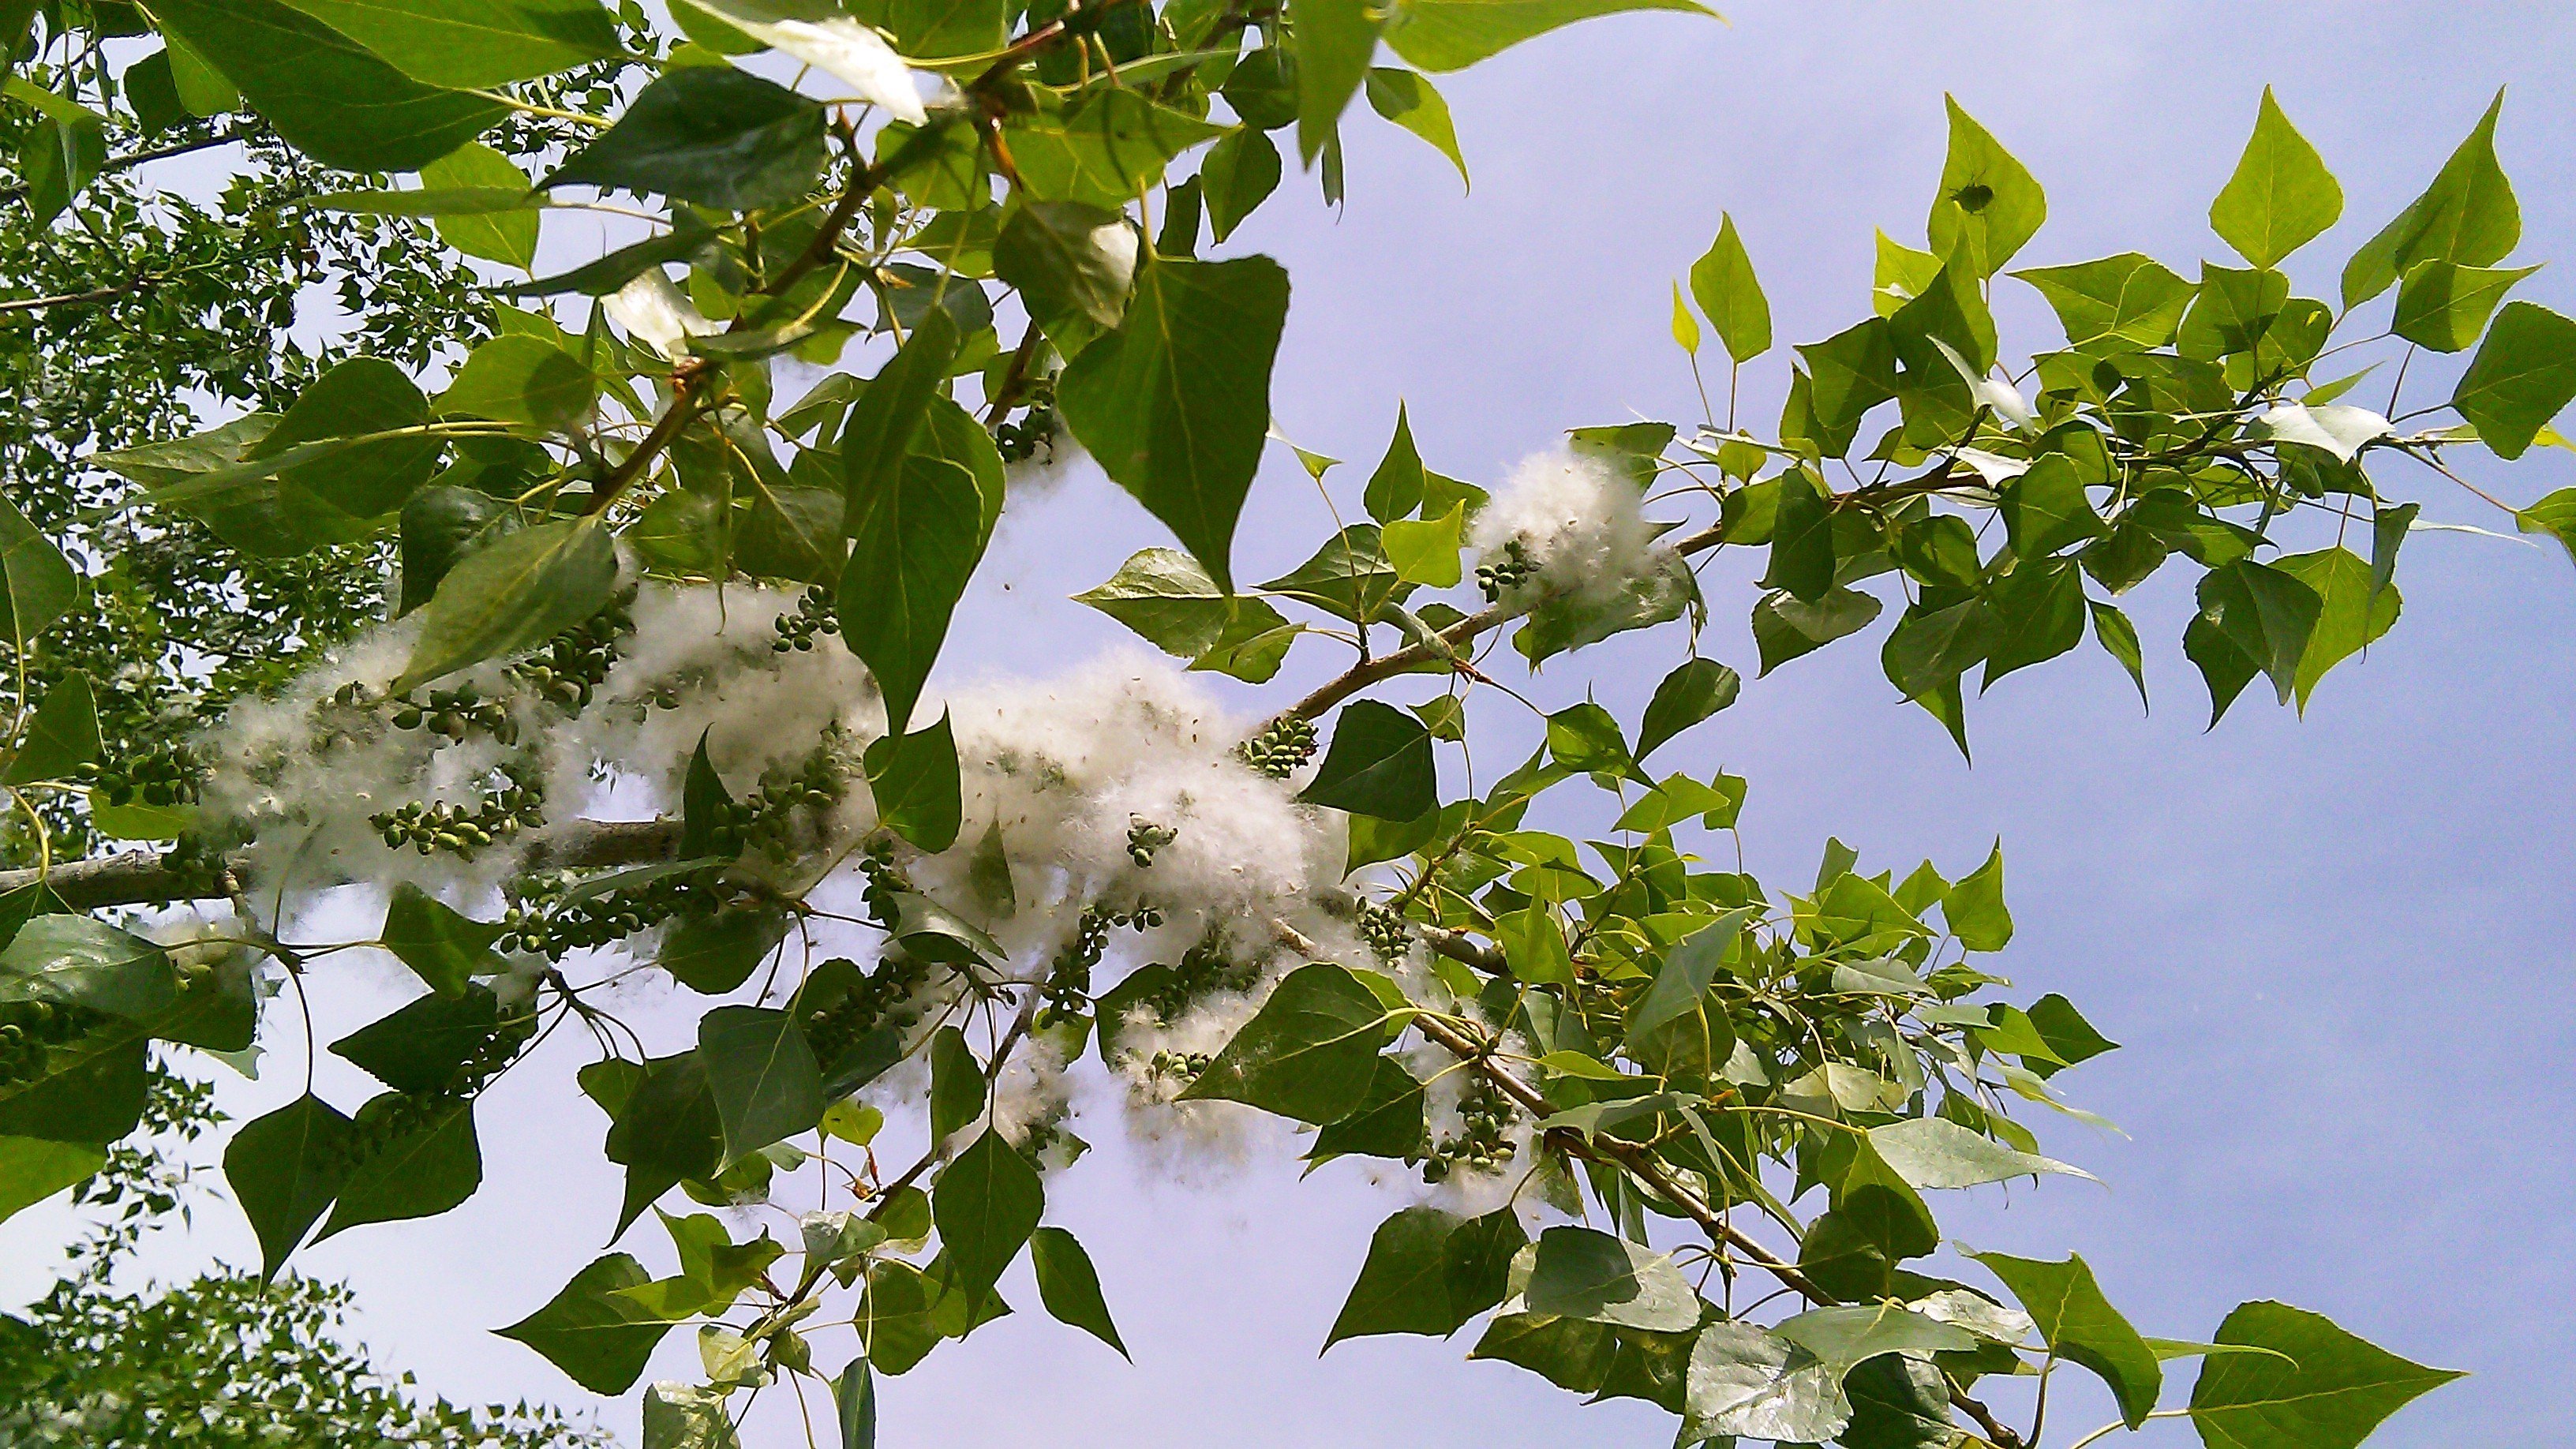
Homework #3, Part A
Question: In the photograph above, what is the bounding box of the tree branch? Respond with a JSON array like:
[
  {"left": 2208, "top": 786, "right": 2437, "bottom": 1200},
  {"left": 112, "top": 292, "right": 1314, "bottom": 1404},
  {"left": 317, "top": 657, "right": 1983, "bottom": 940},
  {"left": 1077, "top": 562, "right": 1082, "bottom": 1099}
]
[{"left": 0, "top": 818, "right": 683, "bottom": 911}]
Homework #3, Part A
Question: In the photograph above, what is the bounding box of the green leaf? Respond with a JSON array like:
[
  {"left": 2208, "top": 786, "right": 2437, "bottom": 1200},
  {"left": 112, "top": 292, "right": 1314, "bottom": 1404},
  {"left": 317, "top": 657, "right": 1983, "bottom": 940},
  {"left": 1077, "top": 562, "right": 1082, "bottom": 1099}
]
[
  {"left": 0, "top": 1135, "right": 104, "bottom": 1225},
  {"left": 1259, "top": 523, "right": 1406, "bottom": 622},
  {"left": 995, "top": 200, "right": 1138, "bottom": 333},
  {"left": 1201, "top": 125, "right": 1283, "bottom": 242},
  {"left": 662, "top": 908, "right": 792, "bottom": 994},
  {"left": 19, "top": 112, "right": 103, "bottom": 227},
  {"left": 1477, "top": 1312, "right": 1617, "bottom": 1395},
  {"left": 1522, "top": 1225, "right": 1701, "bottom": 1332},
  {"left": 2189, "top": 559, "right": 2323, "bottom": 715},
  {"left": 1300, "top": 700, "right": 1436, "bottom": 821},
  {"left": 932, "top": 1129, "right": 1044, "bottom": 1300},
  {"left": 1690, "top": 213, "right": 1771, "bottom": 363},
  {"left": 399, "top": 487, "right": 508, "bottom": 616},
  {"left": 421, "top": 140, "right": 539, "bottom": 270},
  {"left": 1010, "top": 91, "right": 1224, "bottom": 208},
  {"left": 644, "top": 1382, "right": 739, "bottom": 1449},
  {"left": 1327, "top": 1205, "right": 1466, "bottom": 1346},
  {"left": 835, "top": 1357, "right": 877, "bottom": 1449},
  {"left": 0, "top": 492, "right": 80, "bottom": 650},
  {"left": 1867, "top": 1118, "right": 2092, "bottom": 1189},
  {"left": 276, "top": 0, "right": 620, "bottom": 87},
  {"left": 2517, "top": 486, "right": 2576, "bottom": 569},
  {"left": 605, "top": 1052, "right": 722, "bottom": 1235},
  {"left": 1078, "top": 546, "right": 1260, "bottom": 659},
  {"left": 1361, "top": 402, "right": 1428, "bottom": 522},
  {"left": 1943, "top": 841, "right": 2012, "bottom": 952},
  {"left": 1927, "top": 96, "right": 2046, "bottom": 279},
  {"left": 251, "top": 355, "right": 441, "bottom": 516},
  {"left": 2012, "top": 253, "right": 2196, "bottom": 354},
  {"left": 1759, "top": 467, "right": 1836, "bottom": 601},
  {"left": 863, "top": 711, "right": 963, "bottom": 852},
  {"left": 1626, "top": 905, "right": 1754, "bottom": 1050},
  {"left": 0, "top": 1024, "right": 146, "bottom": 1144},
  {"left": 2001, "top": 454, "right": 2102, "bottom": 559},
  {"left": 1684, "top": 1320, "right": 1852, "bottom": 1443},
  {"left": 320, "top": 1091, "right": 481, "bottom": 1236},
  {"left": 1635, "top": 657, "right": 1740, "bottom": 762},
  {"left": 1294, "top": 0, "right": 1381, "bottom": 163},
  {"left": 1500, "top": 900, "right": 1575, "bottom": 986},
  {"left": 1308, "top": 1054, "right": 1428, "bottom": 1157},
  {"left": 2188, "top": 1301, "right": 2462, "bottom": 1449},
  {"left": 2089, "top": 600, "right": 2149, "bottom": 710},
  {"left": 3, "top": 672, "right": 97, "bottom": 785},
  {"left": 395, "top": 518, "right": 618, "bottom": 691},
  {"left": 380, "top": 882, "right": 507, "bottom": 996},
  {"left": 2342, "top": 89, "right": 2518, "bottom": 309},
  {"left": 1753, "top": 587, "right": 1881, "bottom": 676},
  {"left": 2275, "top": 547, "right": 2398, "bottom": 712},
  {"left": 1058, "top": 256, "right": 1290, "bottom": 593},
  {"left": 2391, "top": 260, "right": 2536, "bottom": 354},
  {"left": 1971, "top": 1250, "right": 2161, "bottom": 1428},
  {"left": 505, "top": 213, "right": 724, "bottom": 298},
  {"left": 1030, "top": 1225, "right": 1127, "bottom": 1357},
  {"left": 1380, "top": 0, "right": 1714, "bottom": 72},
  {"left": 329, "top": 986, "right": 500, "bottom": 1093},
  {"left": 1981, "top": 558, "right": 2085, "bottom": 688},
  {"left": 1178, "top": 962, "right": 1391, "bottom": 1122},
  {"left": 437, "top": 334, "right": 596, "bottom": 433},
  {"left": 2209, "top": 88, "right": 2342, "bottom": 268},
  {"left": 0, "top": 915, "right": 177, "bottom": 1019},
  {"left": 1365, "top": 68, "right": 1466, "bottom": 189},
  {"left": 226, "top": 1093, "right": 356, "bottom": 1279},
  {"left": 150, "top": 0, "right": 504, "bottom": 172},
  {"left": 2451, "top": 300, "right": 2576, "bottom": 459},
  {"left": 841, "top": 416, "right": 986, "bottom": 734},
  {"left": 699, "top": 1005, "right": 826, "bottom": 1163},
  {"left": 1795, "top": 322, "right": 1897, "bottom": 456},
  {"left": 680, "top": 0, "right": 927, "bottom": 122},
  {"left": 496, "top": 1252, "right": 674, "bottom": 1395},
  {"left": 1383, "top": 504, "right": 1465, "bottom": 588},
  {"left": 545, "top": 67, "right": 824, "bottom": 210},
  {"left": 927, "top": 1025, "right": 984, "bottom": 1143}
]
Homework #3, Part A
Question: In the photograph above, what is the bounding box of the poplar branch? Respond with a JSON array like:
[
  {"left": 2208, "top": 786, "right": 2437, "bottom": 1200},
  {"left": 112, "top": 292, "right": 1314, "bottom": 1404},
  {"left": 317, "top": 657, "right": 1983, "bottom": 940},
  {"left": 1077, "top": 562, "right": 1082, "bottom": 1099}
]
[{"left": 0, "top": 818, "right": 683, "bottom": 911}]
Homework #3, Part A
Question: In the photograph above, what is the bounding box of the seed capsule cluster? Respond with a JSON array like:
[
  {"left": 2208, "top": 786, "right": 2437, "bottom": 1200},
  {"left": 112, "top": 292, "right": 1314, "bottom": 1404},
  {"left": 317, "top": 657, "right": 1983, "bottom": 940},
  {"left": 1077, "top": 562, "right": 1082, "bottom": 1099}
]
[
  {"left": 1421, "top": 1073, "right": 1518, "bottom": 1181},
  {"left": 994, "top": 382, "right": 1058, "bottom": 464},
  {"left": 86, "top": 739, "right": 205, "bottom": 810},
  {"left": 701, "top": 751, "right": 848, "bottom": 859},
  {"left": 0, "top": 1002, "right": 108, "bottom": 1087},
  {"left": 1148, "top": 1048, "right": 1214, "bottom": 1083},
  {"left": 325, "top": 1015, "right": 533, "bottom": 1176},
  {"left": 1124, "top": 816, "right": 1178, "bottom": 868},
  {"left": 1475, "top": 537, "right": 1539, "bottom": 602},
  {"left": 508, "top": 597, "right": 635, "bottom": 711},
  {"left": 371, "top": 776, "right": 545, "bottom": 859},
  {"left": 1235, "top": 715, "right": 1318, "bottom": 780},
  {"left": 800, "top": 953, "right": 932, "bottom": 1065},
  {"left": 770, "top": 586, "right": 841, "bottom": 653},
  {"left": 1358, "top": 900, "right": 1412, "bottom": 963},
  {"left": 1137, "top": 940, "right": 1252, "bottom": 1026},
  {"left": 496, "top": 863, "right": 732, "bottom": 959},
  {"left": 389, "top": 682, "right": 517, "bottom": 746}
]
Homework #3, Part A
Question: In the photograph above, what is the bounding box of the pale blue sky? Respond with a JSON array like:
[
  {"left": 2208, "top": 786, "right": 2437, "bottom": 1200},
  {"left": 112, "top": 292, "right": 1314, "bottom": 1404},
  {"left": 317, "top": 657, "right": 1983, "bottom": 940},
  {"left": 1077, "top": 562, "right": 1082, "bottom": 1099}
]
[{"left": 8, "top": 4, "right": 2572, "bottom": 1445}]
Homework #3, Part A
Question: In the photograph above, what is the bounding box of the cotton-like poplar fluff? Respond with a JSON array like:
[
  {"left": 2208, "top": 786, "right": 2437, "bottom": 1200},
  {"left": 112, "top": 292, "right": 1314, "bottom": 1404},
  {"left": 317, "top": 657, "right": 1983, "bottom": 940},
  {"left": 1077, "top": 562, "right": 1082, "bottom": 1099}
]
[
  {"left": 1470, "top": 447, "right": 1680, "bottom": 620},
  {"left": 189, "top": 586, "right": 1491, "bottom": 1181}
]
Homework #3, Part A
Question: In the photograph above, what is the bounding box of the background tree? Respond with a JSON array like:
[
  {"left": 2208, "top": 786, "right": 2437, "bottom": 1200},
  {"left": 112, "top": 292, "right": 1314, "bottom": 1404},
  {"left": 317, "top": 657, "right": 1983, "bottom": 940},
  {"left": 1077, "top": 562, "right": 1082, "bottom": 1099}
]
[
  {"left": 1, "top": 2, "right": 2570, "bottom": 1448},
  {"left": 1, "top": 1068, "right": 612, "bottom": 1447}
]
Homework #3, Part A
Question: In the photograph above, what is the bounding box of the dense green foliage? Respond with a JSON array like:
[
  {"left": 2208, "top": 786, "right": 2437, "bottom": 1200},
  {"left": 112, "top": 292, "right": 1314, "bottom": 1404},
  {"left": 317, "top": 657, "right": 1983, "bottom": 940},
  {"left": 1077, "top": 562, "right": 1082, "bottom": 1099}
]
[
  {"left": 0, "top": 2, "right": 2568, "bottom": 1447},
  {"left": 0, "top": 1069, "right": 608, "bottom": 1447}
]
